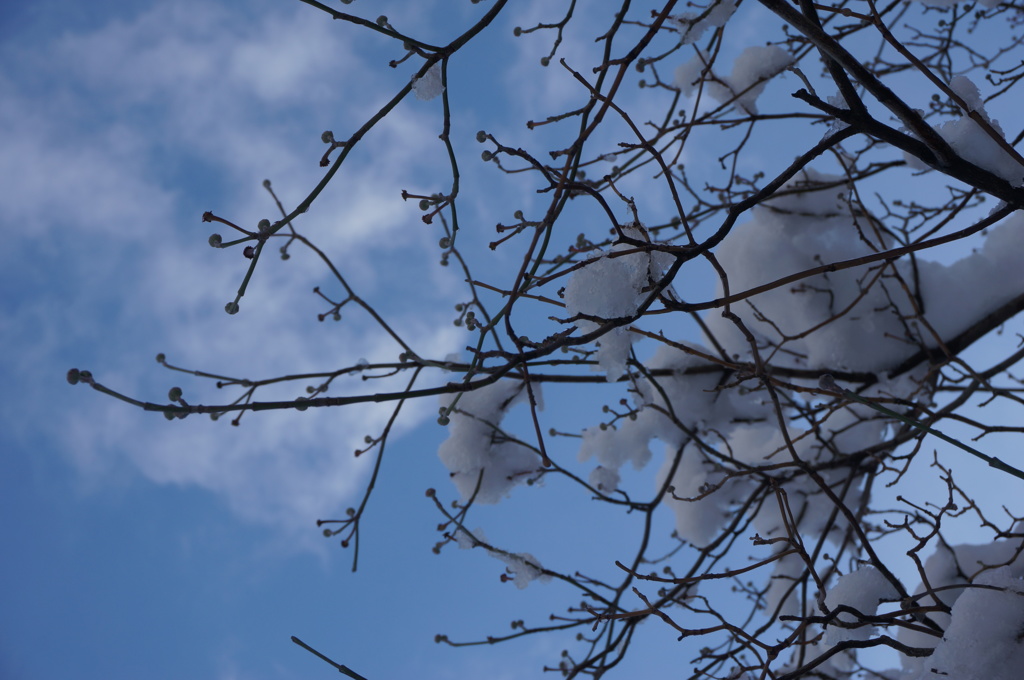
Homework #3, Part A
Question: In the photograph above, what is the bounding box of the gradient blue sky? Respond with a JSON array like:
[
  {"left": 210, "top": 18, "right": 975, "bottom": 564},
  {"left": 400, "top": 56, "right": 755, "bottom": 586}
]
[
  {"left": 4, "top": 2, "right": 1023, "bottom": 679},
  {"left": 0, "top": 2, "right": 683, "bottom": 678}
]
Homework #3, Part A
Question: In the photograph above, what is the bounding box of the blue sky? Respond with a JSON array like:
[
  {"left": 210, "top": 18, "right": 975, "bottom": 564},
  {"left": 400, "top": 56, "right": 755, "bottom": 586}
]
[{"left": 5, "top": 1, "right": 1024, "bottom": 679}]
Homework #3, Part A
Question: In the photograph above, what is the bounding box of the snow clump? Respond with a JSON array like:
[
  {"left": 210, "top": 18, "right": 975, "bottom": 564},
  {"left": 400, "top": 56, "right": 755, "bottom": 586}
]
[
  {"left": 437, "top": 380, "right": 540, "bottom": 503},
  {"left": 891, "top": 528, "right": 1024, "bottom": 680},
  {"left": 905, "top": 568, "right": 1024, "bottom": 680},
  {"left": 669, "top": 0, "right": 738, "bottom": 45},
  {"left": 562, "top": 225, "right": 670, "bottom": 382},
  {"left": 675, "top": 45, "right": 793, "bottom": 114},
  {"left": 905, "top": 75, "right": 1024, "bottom": 186},
  {"left": 411, "top": 61, "right": 445, "bottom": 101},
  {"left": 823, "top": 565, "right": 899, "bottom": 644},
  {"left": 704, "top": 168, "right": 913, "bottom": 373},
  {"left": 706, "top": 167, "right": 1024, "bottom": 374},
  {"left": 453, "top": 526, "right": 551, "bottom": 589}
]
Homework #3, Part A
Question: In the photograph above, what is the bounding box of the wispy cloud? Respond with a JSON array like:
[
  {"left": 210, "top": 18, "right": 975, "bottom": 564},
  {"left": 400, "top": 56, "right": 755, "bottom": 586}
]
[{"left": 4, "top": 0, "right": 465, "bottom": 539}]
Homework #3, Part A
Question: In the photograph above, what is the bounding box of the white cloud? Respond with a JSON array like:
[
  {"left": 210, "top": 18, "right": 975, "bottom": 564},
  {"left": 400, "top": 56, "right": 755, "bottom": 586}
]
[
  {"left": 4, "top": 0, "right": 468, "bottom": 538},
  {"left": 0, "top": 86, "right": 175, "bottom": 239}
]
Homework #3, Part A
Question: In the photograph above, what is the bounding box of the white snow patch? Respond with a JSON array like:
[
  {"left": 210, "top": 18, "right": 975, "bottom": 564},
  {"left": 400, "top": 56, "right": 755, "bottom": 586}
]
[
  {"left": 675, "top": 46, "right": 793, "bottom": 114},
  {"left": 562, "top": 226, "right": 668, "bottom": 381},
  {"left": 670, "top": 0, "right": 738, "bottom": 45},
  {"left": 437, "top": 380, "right": 541, "bottom": 503},
  {"left": 824, "top": 565, "right": 899, "bottom": 644},
  {"left": 412, "top": 61, "right": 445, "bottom": 101},
  {"left": 905, "top": 76, "right": 1024, "bottom": 186},
  {"left": 905, "top": 568, "right": 1024, "bottom": 680}
]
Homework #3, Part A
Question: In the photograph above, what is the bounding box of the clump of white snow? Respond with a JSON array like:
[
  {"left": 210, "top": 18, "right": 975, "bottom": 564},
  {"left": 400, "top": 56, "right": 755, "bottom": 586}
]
[
  {"left": 666, "top": 402, "right": 878, "bottom": 551},
  {"left": 576, "top": 343, "right": 751, "bottom": 497},
  {"left": 562, "top": 225, "right": 668, "bottom": 381},
  {"left": 578, "top": 421, "right": 655, "bottom": 493},
  {"left": 573, "top": 338, "right": 882, "bottom": 551},
  {"left": 675, "top": 45, "right": 793, "bottom": 114},
  {"left": 913, "top": 210, "right": 1024, "bottom": 342},
  {"left": 437, "top": 380, "right": 540, "bottom": 503},
  {"left": 823, "top": 565, "right": 899, "bottom": 644},
  {"left": 705, "top": 166, "right": 1024, "bottom": 375},
  {"left": 907, "top": 567, "right": 1024, "bottom": 680},
  {"left": 496, "top": 550, "right": 551, "bottom": 589},
  {"left": 705, "top": 169, "right": 916, "bottom": 373},
  {"left": 453, "top": 526, "right": 550, "bottom": 589},
  {"left": 764, "top": 550, "right": 811, "bottom": 620},
  {"left": 454, "top": 525, "right": 486, "bottom": 549},
  {"left": 825, "top": 90, "right": 851, "bottom": 135},
  {"left": 411, "top": 61, "right": 444, "bottom": 101},
  {"left": 655, "top": 442, "right": 739, "bottom": 547},
  {"left": 905, "top": 75, "right": 1024, "bottom": 186},
  {"left": 669, "top": 0, "right": 738, "bottom": 45},
  {"left": 674, "top": 52, "right": 708, "bottom": 98},
  {"left": 899, "top": 532, "right": 1024, "bottom": 648}
]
